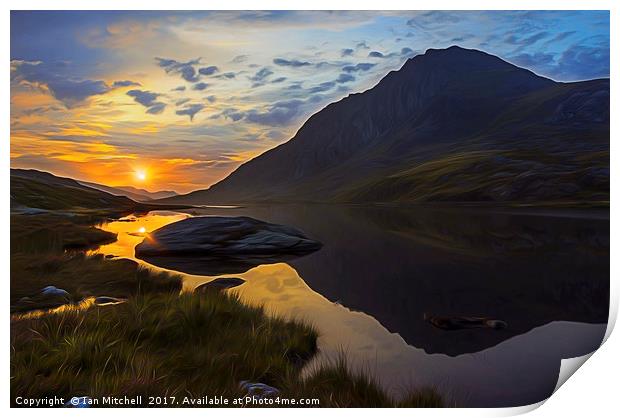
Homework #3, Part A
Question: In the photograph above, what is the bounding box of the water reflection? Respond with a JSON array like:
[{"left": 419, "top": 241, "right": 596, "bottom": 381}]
[{"left": 93, "top": 205, "right": 609, "bottom": 407}]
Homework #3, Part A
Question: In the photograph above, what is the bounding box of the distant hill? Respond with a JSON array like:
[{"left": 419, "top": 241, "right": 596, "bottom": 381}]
[
  {"left": 11, "top": 169, "right": 137, "bottom": 211},
  {"left": 160, "top": 46, "right": 609, "bottom": 206},
  {"left": 78, "top": 181, "right": 178, "bottom": 202}
]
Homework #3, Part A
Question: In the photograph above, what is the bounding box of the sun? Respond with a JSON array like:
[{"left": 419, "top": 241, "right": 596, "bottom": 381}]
[
  {"left": 138, "top": 227, "right": 146, "bottom": 234},
  {"left": 135, "top": 169, "right": 147, "bottom": 181}
]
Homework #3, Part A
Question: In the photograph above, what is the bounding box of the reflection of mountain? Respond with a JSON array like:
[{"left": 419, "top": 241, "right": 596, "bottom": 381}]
[
  {"left": 194, "top": 205, "right": 609, "bottom": 356},
  {"left": 163, "top": 46, "right": 609, "bottom": 206}
]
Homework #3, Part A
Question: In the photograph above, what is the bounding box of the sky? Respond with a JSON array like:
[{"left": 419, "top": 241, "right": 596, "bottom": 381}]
[{"left": 10, "top": 10, "right": 610, "bottom": 193}]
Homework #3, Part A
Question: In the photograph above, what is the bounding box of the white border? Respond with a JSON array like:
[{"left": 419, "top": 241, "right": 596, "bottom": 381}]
[{"left": 3, "top": 1, "right": 617, "bottom": 417}]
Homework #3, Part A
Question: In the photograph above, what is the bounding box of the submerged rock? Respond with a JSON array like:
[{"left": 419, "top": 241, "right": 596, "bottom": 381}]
[
  {"left": 41, "top": 285, "right": 70, "bottom": 298},
  {"left": 135, "top": 216, "right": 322, "bottom": 275},
  {"left": 425, "top": 314, "right": 507, "bottom": 331},
  {"left": 195, "top": 277, "right": 246, "bottom": 292}
]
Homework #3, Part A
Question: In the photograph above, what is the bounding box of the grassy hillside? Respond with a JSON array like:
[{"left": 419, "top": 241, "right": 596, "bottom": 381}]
[
  {"left": 11, "top": 169, "right": 137, "bottom": 212},
  {"left": 341, "top": 149, "right": 609, "bottom": 206}
]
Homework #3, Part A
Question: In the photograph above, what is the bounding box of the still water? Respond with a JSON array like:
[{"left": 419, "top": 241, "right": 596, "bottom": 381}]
[{"left": 93, "top": 205, "right": 609, "bottom": 407}]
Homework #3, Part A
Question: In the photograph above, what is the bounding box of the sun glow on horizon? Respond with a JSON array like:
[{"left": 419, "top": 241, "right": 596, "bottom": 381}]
[{"left": 134, "top": 169, "right": 147, "bottom": 182}]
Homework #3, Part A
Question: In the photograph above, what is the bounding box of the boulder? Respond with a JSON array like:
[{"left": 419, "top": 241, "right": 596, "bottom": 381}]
[{"left": 135, "top": 216, "right": 322, "bottom": 275}]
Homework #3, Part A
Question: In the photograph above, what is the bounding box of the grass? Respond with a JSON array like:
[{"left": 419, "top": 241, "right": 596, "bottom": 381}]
[
  {"left": 11, "top": 292, "right": 442, "bottom": 407},
  {"left": 11, "top": 252, "right": 182, "bottom": 313},
  {"left": 342, "top": 149, "right": 609, "bottom": 207},
  {"left": 10, "top": 191, "right": 443, "bottom": 407},
  {"left": 11, "top": 214, "right": 117, "bottom": 254},
  {"left": 287, "top": 355, "right": 443, "bottom": 407}
]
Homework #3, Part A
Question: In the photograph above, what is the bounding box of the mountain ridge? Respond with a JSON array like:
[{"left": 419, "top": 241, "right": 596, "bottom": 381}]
[{"left": 159, "top": 46, "right": 609, "bottom": 206}]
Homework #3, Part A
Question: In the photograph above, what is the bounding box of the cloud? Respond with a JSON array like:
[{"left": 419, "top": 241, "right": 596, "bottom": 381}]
[
  {"left": 155, "top": 57, "right": 201, "bottom": 82},
  {"left": 335, "top": 73, "right": 355, "bottom": 83},
  {"left": 273, "top": 58, "right": 312, "bottom": 67},
  {"left": 552, "top": 44, "right": 610, "bottom": 80},
  {"left": 249, "top": 67, "right": 274, "bottom": 87},
  {"left": 544, "top": 31, "right": 577, "bottom": 45},
  {"left": 146, "top": 103, "right": 166, "bottom": 114},
  {"left": 221, "top": 108, "right": 245, "bottom": 121},
  {"left": 356, "top": 41, "right": 370, "bottom": 49},
  {"left": 176, "top": 103, "right": 204, "bottom": 121},
  {"left": 171, "top": 86, "right": 186, "bottom": 91},
  {"left": 368, "top": 49, "right": 411, "bottom": 59},
  {"left": 341, "top": 48, "right": 354, "bottom": 57},
  {"left": 206, "top": 95, "right": 217, "bottom": 103},
  {"left": 406, "top": 11, "right": 461, "bottom": 30},
  {"left": 215, "top": 72, "right": 237, "bottom": 79},
  {"left": 175, "top": 98, "right": 191, "bottom": 106},
  {"left": 11, "top": 60, "right": 111, "bottom": 107},
  {"left": 286, "top": 82, "right": 303, "bottom": 90},
  {"left": 198, "top": 66, "right": 219, "bottom": 76},
  {"left": 112, "top": 80, "right": 141, "bottom": 88},
  {"left": 504, "top": 31, "right": 549, "bottom": 47},
  {"left": 245, "top": 99, "right": 305, "bottom": 126},
  {"left": 368, "top": 51, "right": 385, "bottom": 58},
  {"left": 192, "top": 82, "right": 209, "bottom": 91},
  {"left": 307, "top": 81, "right": 336, "bottom": 94},
  {"left": 127, "top": 89, "right": 166, "bottom": 114},
  {"left": 342, "top": 62, "right": 376, "bottom": 72},
  {"left": 271, "top": 77, "right": 287, "bottom": 83},
  {"left": 231, "top": 54, "right": 249, "bottom": 63},
  {"left": 510, "top": 52, "right": 555, "bottom": 68}
]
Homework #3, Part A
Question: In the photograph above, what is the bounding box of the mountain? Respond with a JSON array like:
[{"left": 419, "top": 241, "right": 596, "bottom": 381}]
[
  {"left": 161, "top": 46, "right": 609, "bottom": 206},
  {"left": 11, "top": 169, "right": 137, "bottom": 211},
  {"left": 78, "top": 181, "right": 178, "bottom": 202},
  {"left": 115, "top": 186, "right": 177, "bottom": 201}
]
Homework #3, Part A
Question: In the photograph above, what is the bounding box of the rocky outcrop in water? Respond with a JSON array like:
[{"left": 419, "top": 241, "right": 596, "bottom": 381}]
[{"left": 135, "top": 216, "right": 322, "bottom": 275}]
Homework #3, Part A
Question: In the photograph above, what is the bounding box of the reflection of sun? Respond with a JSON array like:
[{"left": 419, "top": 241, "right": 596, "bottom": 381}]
[
  {"left": 135, "top": 169, "right": 147, "bottom": 181},
  {"left": 138, "top": 227, "right": 146, "bottom": 234}
]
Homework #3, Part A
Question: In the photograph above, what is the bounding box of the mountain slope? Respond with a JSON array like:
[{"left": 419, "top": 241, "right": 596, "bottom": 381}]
[
  {"left": 11, "top": 169, "right": 138, "bottom": 211},
  {"left": 163, "top": 46, "right": 609, "bottom": 205}
]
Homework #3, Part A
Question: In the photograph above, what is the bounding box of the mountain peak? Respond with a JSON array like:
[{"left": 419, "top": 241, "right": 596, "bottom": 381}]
[{"left": 164, "top": 48, "right": 608, "bottom": 205}]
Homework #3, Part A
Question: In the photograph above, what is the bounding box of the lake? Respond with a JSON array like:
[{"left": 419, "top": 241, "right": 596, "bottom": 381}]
[{"left": 93, "top": 204, "right": 609, "bottom": 407}]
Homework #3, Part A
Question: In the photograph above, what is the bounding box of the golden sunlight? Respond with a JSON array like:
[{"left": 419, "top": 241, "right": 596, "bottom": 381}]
[{"left": 134, "top": 169, "right": 147, "bottom": 181}]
